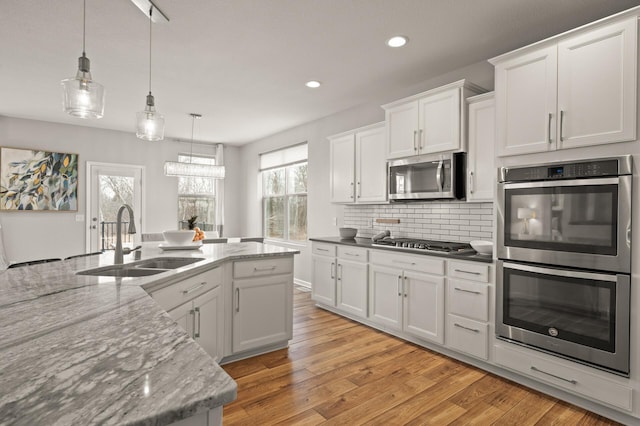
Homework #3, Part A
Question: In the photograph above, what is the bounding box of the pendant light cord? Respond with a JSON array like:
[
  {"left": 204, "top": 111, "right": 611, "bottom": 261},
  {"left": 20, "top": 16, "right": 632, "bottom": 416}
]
[
  {"left": 190, "top": 114, "right": 195, "bottom": 164},
  {"left": 148, "top": 6, "right": 153, "bottom": 94},
  {"left": 82, "top": 0, "right": 86, "bottom": 55}
]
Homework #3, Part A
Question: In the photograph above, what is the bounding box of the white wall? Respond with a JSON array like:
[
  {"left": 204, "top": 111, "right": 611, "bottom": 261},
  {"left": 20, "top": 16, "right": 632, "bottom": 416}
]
[
  {"left": 239, "top": 60, "right": 495, "bottom": 285},
  {"left": 0, "top": 116, "right": 240, "bottom": 262}
]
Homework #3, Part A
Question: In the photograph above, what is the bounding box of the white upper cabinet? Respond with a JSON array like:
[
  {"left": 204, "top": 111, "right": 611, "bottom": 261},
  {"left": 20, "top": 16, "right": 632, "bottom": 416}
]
[
  {"left": 383, "top": 80, "right": 485, "bottom": 159},
  {"left": 329, "top": 122, "right": 387, "bottom": 204},
  {"left": 492, "top": 16, "right": 637, "bottom": 156},
  {"left": 467, "top": 93, "right": 496, "bottom": 202}
]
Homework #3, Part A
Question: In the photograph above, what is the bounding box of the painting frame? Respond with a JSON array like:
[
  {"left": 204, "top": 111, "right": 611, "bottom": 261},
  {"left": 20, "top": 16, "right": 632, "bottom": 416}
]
[{"left": 0, "top": 146, "right": 79, "bottom": 211}]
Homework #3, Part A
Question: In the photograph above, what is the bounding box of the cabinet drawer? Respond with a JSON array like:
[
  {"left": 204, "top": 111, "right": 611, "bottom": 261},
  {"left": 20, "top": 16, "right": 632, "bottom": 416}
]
[
  {"left": 494, "top": 344, "right": 632, "bottom": 411},
  {"left": 448, "top": 260, "right": 489, "bottom": 283},
  {"left": 370, "top": 250, "right": 444, "bottom": 275},
  {"left": 447, "top": 314, "right": 488, "bottom": 360},
  {"left": 448, "top": 279, "right": 489, "bottom": 321},
  {"left": 312, "top": 243, "right": 337, "bottom": 257},
  {"left": 233, "top": 256, "right": 293, "bottom": 279},
  {"left": 151, "top": 267, "right": 221, "bottom": 312},
  {"left": 337, "top": 245, "right": 368, "bottom": 262}
]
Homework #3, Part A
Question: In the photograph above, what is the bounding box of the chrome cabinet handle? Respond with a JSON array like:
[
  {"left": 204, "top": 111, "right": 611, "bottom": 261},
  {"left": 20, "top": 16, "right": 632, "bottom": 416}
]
[
  {"left": 436, "top": 160, "right": 443, "bottom": 190},
  {"left": 468, "top": 171, "right": 474, "bottom": 194},
  {"left": 337, "top": 264, "right": 343, "bottom": 281},
  {"left": 393, "top": 260, "right": 416, "bottom": 266},
  {"left": 454, "top": 269, "right": 481, "bottom": 275},
  {"left": 330, "top": 262, "right": 335, "bottom": 279},
  {"left": 413, "top": 130, "right": 418, "bottom": 151},
  {"left": 317, "top": 248, "right": 329, "bottom": 252},
  {"left": 183, "top": 282, "right": 206, "bottom": 295},
  {"left": 403, "top": 275, "right": 408, "bottom": 298},
  {"left": 559, "top": 110, "right": 565, "bottom": 142},
  {"left": 344, "top": 252, "right": 359, "bottom": 257},
  {"left": 531, "top": 366, "right": 577, "bottom": 385},
  {"left": 350, "top": 182, "right": 354, "bottom": 199},
  {"left": 235, "top": 288, "right": 240, "bottom": 312},
  {"left": 397, "top": 275, "right": 402, "bottom": 296},
  {"left": 194, "top": 307, "right": 201, "bottom": 338},
  {"left": 190, "top": 308, "right": 196, "bottom": 338},
  {"left": 254, "top": 266, "right": 276, "bottom": 272},
  {"left": 547, "top": 112, "right": 553, "bottom": 144},
  {"left": 419, "top": 129, "right": 424, "bottom": 150},
  {"left": 454, "top": 287, "right": 481, "bottom": 295},
  {"left": 357, "top": 181, "right": 361, "bottom": 198},
  {"left": 454, "top": 323, "right": 480, "bottom": 333}
]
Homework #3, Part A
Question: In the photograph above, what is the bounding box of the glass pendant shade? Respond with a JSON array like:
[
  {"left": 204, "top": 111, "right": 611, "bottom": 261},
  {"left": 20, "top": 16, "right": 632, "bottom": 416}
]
[
  {"left": 61, "top": 56, "right": 105, "bottom": 119},
  {"left": 136, "top": 94, "right": 164, "bottom": 140},
  {"left": 164, "top": 161, "right": 226, "bottom": 178}
]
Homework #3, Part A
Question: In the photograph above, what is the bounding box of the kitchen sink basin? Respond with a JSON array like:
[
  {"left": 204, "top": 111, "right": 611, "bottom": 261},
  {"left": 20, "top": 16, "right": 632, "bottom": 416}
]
[
  {"left": 133, "top": 257, "right": 205, "bottom": 270},
  {"left": 76, "top": 257, "right": 205, "bottom": 277}
]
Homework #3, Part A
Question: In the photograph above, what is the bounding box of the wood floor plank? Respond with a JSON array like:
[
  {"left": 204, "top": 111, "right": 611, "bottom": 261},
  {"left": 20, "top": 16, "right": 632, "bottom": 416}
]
[{"left": 223, "top": 287, "right": 622, "bottom": 425}]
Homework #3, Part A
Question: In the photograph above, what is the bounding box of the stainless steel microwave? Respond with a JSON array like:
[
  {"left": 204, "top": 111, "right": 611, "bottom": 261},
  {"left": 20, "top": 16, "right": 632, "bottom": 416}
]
[{"left": 388, "top": 152, "right": 465, "bottom": 201}]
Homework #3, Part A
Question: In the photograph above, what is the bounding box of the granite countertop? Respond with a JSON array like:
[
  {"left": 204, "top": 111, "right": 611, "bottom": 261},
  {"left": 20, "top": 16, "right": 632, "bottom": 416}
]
[
  {"left": 0, "top": 242, "right": 298, "bottom": 425},
  {"left": 309, "top": 236, "right": 493, "bottom": 263}
]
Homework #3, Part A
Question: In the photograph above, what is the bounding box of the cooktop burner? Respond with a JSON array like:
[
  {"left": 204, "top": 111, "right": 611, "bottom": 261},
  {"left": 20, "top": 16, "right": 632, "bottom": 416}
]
[{"left": 372, "top": 237, "right": 475, "bottom": 254}]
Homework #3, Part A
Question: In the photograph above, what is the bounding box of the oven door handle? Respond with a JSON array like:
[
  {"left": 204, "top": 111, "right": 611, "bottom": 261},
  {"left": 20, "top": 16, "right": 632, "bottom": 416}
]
[
  {"left": 436, "top": 160, "right": 443, "bottom": 191},
  {"left": 502, "top": 261, "right": 619, "bottom": 282},
  {"left": 503, "top": 177, "right": 620, "bottom": 189},
  {"left": 627, "top": 223, "right": 632, "bottom": 248}
]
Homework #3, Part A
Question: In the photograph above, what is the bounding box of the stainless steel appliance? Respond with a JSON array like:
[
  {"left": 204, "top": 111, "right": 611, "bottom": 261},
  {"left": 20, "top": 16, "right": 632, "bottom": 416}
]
[
  {"left": 496, "top": 155, "right": 632, "bottom": 375},
  {"left": 388, "top": 152, "right": 465, "bottom": 201},
  {"left": 372, "top": 237, "right": 474, "bottom": 254}
]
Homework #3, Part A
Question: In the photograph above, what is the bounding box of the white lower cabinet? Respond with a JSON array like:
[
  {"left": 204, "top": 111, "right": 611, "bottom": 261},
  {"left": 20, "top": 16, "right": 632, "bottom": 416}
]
[
  {"left": 368, "top": 252, "right": 445, "bottom": 345},
  {"left": 168, "top": 286, "right": 224, "bottom": 362},
  {"left": 232, "top": 258, "right": 293, "bottom": 354},
  {"left": 446, "top": 314, "right": 488, "bottom": 360},
  {"left": 336, "top": 246, "right": 368, "bottom": 318}
]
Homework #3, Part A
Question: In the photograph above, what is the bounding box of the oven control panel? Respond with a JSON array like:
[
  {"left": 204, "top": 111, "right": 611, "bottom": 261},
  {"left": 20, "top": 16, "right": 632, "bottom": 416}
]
[{"left": 501, "top": 158, "right": 622, "bottom": 182}]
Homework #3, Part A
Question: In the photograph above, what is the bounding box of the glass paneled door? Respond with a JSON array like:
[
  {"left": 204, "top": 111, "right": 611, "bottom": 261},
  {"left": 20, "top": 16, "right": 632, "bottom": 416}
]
[{"left": 86, "top": 163, "right": 144, "bottom": 252}]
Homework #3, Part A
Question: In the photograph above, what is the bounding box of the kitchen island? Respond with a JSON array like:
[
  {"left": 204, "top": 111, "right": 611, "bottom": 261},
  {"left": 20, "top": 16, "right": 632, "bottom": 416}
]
[{"left": 0, "top": 242, "right": 298, "bottom": 425}]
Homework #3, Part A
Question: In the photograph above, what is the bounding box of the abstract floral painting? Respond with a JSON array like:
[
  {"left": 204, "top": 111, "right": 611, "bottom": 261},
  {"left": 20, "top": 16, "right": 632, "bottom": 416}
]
[{"left": 0, "top": 147, "right": 78, "bottom": 211}]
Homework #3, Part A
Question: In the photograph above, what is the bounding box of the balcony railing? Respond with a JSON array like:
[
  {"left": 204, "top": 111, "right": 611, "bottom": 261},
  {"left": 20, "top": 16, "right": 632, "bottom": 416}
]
[{"left": 101, "top": 221, "right": 133, "bottom": 251}]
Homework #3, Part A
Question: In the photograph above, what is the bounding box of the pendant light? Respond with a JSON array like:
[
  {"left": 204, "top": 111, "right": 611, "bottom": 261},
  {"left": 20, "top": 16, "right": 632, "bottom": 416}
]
[
  {"left": 61, "top": 0, "right": 105, "bottom": 119},
  {"left": 164, "top": 114, "right": 226, "bottom": 179},
  {"left": 136, "top": 5, "right": 164, "bottom": 141}
]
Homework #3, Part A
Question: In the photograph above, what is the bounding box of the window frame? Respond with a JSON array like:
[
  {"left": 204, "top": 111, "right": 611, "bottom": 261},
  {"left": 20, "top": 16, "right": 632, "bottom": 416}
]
[{"left": 176, "top": 153, "right": 218, "bottom": 231}]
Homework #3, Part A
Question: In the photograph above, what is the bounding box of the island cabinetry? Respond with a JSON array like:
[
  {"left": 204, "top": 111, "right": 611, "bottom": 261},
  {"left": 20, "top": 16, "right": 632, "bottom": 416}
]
[
  {"left": 335, "top": 245, "right": 368, "bottom": 318},
  {"left": 446, "top": 260, "right": 491, "bottom": 360},
  {"left": 149, "top": 267, "right": 224, "bottom": 361},
  {"left": 382, "top": 80, "right": 484, "bottom": 159},
  {"left": 492, "top": 17, "right": 637, "bottom": 156},
  {"left": 369, "top": 251, "right": 445, "bottom": 344},
  {"left": 231, "top": 257, "right": 293, "bottom": 354},
  {"left": 329, "top": 122, "right": 387, "bottom": 204}
]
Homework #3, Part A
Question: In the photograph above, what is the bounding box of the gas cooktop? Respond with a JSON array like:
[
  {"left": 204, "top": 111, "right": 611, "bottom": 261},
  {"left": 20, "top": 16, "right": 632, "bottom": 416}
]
[{"left": 372, "top": 237, "right": 475, "bottom": 254}]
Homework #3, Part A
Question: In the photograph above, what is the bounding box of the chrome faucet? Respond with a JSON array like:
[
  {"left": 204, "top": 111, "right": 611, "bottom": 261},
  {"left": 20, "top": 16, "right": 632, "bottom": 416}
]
[{"left": 114, "top": 204, "right": 139, "bottom": 264}]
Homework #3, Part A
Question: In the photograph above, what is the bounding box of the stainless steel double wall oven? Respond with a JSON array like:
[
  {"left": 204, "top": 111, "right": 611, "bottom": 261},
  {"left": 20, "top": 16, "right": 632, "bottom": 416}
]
[{"left": 497, "top": 156, "right": 632, "bottom": 375}]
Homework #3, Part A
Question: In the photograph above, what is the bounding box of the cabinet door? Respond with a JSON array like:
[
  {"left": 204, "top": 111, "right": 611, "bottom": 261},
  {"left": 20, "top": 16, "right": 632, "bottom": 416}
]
[
  {"left": 355, "top": 125, "right": 387, "bottom": 203},
  {"left": 368, "top": 264, "right": 402, "bottom": 330},
  {"left": 232, "top": 275, "right": 292, "bottom": 353},
  {"left": 495, "top": 45, "right": 557, "bottom": 156},
  {"left": 467, "top": 95, "right": 495, "bottom": 202},
  {"left": 311, "top": 254, "right": 336, "bottom": 306},
  {"left": 193, "top": 286, "right": 224, "bottom": 362},
  {"left": 167, "top": 300, "right": 194, "bottom": 338},
  {"left": 419, "top": 87, "right": 461, "bottom": 153},
  {"left": 557, "top": 18, "right": 637, "bottom": 149},
  {"left": 385, "top": 101, "right": 419, "bottom": 159},
  {"left": 336, "top": 260, "right": 368, "bottom": 318},
  {"left": 403, "top": 271, "right": 445, "bottom": 344},
  {"left": 330, "top": 134, "right": 356, "bottom": 203}
]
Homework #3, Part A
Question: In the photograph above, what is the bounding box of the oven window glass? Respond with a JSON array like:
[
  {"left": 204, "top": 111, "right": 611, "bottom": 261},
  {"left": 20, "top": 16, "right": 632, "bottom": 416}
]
[
  {"left": 504, "top": 184, "right": 617, "bottom": 254},
  {"left": 389, "top": 160, "right": 451, "bottom": 196},
  {"left": 503, "top": 267, "right": 616, "bottom": 352}
]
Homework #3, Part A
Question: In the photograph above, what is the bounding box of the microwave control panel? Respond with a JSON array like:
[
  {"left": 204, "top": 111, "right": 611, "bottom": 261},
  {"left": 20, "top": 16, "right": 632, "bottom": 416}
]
[{"left": 502, "top": 159, "right": 621, "bottom": 182}]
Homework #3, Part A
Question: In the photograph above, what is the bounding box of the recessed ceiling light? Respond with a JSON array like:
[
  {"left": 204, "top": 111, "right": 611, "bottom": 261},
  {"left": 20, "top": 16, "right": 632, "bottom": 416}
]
[
  {"left": 305, "top": 80, "right": 321, "bottom": 88},
  {"left": 387, "top": 36, "right": 408, "bottom": 48}
]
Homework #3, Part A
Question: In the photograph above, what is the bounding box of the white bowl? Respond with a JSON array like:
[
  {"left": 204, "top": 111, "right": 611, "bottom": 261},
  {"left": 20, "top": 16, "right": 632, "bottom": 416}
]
[
  {"left": 470, "top": 240, "right": 493, "bottom": 255},
  {"left": 339, "top": 227, "right": 358, "bottom": 239},
  {"left": 163, "top": 230, "right": 196, "bottom": 245}
]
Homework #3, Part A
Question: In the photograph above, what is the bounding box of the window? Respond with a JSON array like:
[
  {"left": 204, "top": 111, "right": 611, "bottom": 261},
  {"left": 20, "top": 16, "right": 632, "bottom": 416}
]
[
  {"left": 261, "top": 144, "right": 308, "bottom": 242},
  {"left": 177, "top": 154, "right": 217, "bottom": 231}
]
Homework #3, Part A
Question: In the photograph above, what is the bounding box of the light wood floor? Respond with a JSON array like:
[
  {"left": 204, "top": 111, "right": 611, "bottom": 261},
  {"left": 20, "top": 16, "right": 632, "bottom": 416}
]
[{"left": 222, "top": 287, "right": 620, "bottom": 425}]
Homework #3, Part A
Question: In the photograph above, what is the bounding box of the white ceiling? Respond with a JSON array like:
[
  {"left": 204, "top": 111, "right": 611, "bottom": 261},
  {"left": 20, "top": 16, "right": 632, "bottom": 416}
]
[{"left": 2, "top": 0, "right": 640, "bottom": 145}]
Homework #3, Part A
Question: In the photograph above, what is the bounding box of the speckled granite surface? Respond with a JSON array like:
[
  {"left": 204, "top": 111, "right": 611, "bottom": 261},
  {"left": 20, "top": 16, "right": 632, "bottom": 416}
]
[{"left": 0, "top": 242, "right": 298, "bottom": 425}]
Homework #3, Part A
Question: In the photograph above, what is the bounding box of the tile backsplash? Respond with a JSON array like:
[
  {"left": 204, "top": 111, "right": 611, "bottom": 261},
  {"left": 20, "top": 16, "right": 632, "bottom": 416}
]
[{"left": 343, "top": 201, "right": 494, "bottom": 242}]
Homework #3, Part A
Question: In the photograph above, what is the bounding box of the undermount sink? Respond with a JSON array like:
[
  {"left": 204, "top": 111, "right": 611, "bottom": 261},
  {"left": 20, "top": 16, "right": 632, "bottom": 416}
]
[{"left": 77, "top": 257, "right": 205, "bottom": 277}]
